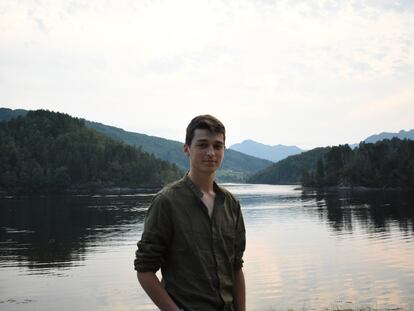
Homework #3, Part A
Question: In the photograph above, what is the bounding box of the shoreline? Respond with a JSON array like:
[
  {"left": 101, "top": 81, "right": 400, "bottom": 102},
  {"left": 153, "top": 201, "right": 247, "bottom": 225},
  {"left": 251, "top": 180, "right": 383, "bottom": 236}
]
[
  {"left": 2, "top": 183, "right": 413, "bottom": 198},
  {"left": 299, "top": 185, "right": 414, "bottom": 192},
  {"left": 0, "top": 186, "right": 161, "bottom": 198}
]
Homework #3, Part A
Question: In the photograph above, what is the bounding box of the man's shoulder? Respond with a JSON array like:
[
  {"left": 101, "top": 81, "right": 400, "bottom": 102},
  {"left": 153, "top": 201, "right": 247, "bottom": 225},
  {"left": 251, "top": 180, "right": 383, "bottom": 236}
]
[
  {"left": 147, "top": 178, "right": 187, "bottom": 213},
  {"left": 155, "top": 177, "right": 188, "bottom": 199},
  {"left": 216, "top": 184, "right": 239, "bottom": 205}
]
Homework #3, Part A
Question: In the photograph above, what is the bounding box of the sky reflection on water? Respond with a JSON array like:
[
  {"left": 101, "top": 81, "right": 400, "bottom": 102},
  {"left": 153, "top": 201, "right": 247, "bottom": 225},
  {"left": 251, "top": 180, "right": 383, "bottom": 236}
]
[{"left": 1, "top": 185, "right": 414, "bottom": 310}]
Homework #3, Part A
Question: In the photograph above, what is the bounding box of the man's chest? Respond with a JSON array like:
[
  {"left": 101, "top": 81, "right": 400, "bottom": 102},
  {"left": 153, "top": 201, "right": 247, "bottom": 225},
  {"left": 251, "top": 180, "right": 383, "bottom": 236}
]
[
  {"left": 201, "top": 192, "right": 215, "bottom": 217},
  {"left": 170, "top": 198, "right": 237, "bottom": 258}
]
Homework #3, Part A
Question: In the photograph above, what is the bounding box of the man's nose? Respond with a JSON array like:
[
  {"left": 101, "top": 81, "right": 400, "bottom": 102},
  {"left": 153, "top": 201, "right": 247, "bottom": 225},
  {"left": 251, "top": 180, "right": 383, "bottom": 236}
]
[{"left": 206, "top": 145, "right": 214, "bottom": 155}]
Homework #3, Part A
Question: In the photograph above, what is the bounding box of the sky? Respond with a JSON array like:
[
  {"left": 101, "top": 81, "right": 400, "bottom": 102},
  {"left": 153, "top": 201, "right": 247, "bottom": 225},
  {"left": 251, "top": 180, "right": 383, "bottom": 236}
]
[{"left": 1, "top": 0, "right": 413, "bottom": 149}]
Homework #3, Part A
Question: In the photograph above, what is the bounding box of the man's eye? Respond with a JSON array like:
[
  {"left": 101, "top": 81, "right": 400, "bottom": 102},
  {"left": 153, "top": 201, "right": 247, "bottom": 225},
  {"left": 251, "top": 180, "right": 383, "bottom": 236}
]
[{"left": 214, "top": 145, "right": 224, "bottom": 150}]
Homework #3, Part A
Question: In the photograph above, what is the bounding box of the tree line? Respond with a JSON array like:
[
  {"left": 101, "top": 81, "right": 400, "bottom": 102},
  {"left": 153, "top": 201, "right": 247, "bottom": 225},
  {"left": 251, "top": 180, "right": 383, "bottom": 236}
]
[
  {"left": 247, "top": 147, "right": 329, "bottom": 184},
  {"left": 0, "top": 110, "right": 183, "bottom": 194},
  {"left": 302, "top": 138, "right": 414, "bottom": 189}
]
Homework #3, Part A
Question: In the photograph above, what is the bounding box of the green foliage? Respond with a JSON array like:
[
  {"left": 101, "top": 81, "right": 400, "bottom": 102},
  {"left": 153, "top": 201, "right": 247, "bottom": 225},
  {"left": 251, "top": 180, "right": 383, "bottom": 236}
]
[
  {"left": 221, "top": 148, "right": 273, "bottom": 176},
  {"left": 86, "top": 120, "right": 273, "bottom": 182},
  {"left": 301, "top": 139, "right": 414, "bottom": 189},
  {"left": 249, "top": 139, "right": 414, "bottom": 189},
  {"left": 215, "top": 169, "right": 249, "bottom": 183},
  {"left": 248, "top": 147, "right": 330, "bottom": 184},
  {"left": 0, "top": 110, "right": 183, "bottom": 194},
  {"left": 86, "top": 121, "right": 190, "bottom": 169},
  {"left": 2, "top": 108, "right": 272, "bottom": 183},
  {"left": 0, "top": 107, "right": 28, "bottom": 122}
]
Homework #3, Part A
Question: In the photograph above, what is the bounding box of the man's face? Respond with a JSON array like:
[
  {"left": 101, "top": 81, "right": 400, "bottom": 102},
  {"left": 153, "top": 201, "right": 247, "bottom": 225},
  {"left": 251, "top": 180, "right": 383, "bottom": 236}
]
[{"left": 184, "top": 129, "right": 225, "bottom": 175}]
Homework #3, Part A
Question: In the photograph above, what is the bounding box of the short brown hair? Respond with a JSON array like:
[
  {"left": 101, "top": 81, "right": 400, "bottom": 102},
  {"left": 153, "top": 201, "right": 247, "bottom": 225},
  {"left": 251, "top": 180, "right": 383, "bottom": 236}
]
[{"left": 185, "top": 115, "right": 226, "bottom": 146}]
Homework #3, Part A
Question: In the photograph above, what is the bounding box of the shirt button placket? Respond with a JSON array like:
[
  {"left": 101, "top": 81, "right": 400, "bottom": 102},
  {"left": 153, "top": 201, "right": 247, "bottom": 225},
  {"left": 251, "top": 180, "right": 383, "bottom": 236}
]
[{"left": 211, "top": 221, "right": 223, "bottom": 303}]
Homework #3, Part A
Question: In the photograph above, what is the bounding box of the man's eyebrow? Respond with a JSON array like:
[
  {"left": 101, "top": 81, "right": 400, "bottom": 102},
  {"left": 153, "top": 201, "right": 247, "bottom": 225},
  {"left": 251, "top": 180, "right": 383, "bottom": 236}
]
[{"left": 194, "top": 139, "right": 224, "bottom": 144}]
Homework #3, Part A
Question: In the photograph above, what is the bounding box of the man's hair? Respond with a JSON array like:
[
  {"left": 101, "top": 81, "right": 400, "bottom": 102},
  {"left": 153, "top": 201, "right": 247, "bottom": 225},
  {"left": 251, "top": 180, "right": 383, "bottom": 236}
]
[{"left": 185, "top": 114, "right": 226, "bottom": 146}]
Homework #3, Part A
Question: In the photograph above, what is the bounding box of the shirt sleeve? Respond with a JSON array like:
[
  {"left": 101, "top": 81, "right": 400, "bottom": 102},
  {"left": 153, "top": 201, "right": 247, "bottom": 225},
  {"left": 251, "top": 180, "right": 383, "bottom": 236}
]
[
  {"left": 233, "top": 200, "right": 246, "bottom": 270},
  {"left": 134, "top": 193, "right": 173, "bottom": 272}
]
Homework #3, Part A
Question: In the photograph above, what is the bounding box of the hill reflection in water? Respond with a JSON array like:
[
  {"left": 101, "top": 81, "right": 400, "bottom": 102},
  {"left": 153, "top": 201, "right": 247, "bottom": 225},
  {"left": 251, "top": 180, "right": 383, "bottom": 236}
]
[
  {"left": 226, "top": 184, "right": 414, "bottom": 311},
  {"left": 0, "top": 194, "right": 151, "bottom": 273},
  {"left": 300, "top": 188, "right": 414, "bottom": 235},
  {"left": 1, "top": 186, "right": 414, "bottom": 310}
]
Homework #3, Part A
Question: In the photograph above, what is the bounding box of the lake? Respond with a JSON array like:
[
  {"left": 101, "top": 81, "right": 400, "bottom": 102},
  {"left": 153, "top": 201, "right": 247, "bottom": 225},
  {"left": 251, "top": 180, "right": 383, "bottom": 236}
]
[{"left": 1, "top": 184, "right": 414, "bottom": 311}]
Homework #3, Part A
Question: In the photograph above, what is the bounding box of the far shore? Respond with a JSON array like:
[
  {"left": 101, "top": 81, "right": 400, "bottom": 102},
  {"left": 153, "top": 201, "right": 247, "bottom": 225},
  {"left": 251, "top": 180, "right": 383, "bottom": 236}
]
[
  {"left": 0, "top": 186, "right": 161, "bottom": 197},
  {"left": 299, "top": 185, "right": 414, "bottom": 192},
  {"left": 2, "top": 183, "right": 414, "bottom": 198}
]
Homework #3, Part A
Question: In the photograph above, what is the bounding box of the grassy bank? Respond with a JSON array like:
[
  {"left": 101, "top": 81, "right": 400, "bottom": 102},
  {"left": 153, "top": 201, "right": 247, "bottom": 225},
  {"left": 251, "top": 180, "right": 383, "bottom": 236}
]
[{"left": 262, "top": 304, "right": 406, "bottom": 311}]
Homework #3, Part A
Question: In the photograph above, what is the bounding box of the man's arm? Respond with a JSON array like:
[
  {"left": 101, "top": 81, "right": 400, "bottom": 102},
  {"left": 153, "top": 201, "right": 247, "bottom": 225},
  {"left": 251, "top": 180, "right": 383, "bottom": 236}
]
[
  {"left": 137, "top": 271, "right": 180, "bottom": 311},
  {"left": 232, "top": 198, "right": 246, "bottom": 311},
  {"left": 135, "top": 194, "right": 178, "bottom": 310},
  {"left": 233, "top": 268, "right": 246, "bottom": 311}
]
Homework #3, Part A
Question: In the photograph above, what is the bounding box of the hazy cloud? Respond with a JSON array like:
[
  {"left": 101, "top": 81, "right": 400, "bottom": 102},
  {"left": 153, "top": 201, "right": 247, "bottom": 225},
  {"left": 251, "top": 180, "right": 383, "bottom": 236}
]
[{"left": 1, "top": 0, "right": 413, "bottom": 148}]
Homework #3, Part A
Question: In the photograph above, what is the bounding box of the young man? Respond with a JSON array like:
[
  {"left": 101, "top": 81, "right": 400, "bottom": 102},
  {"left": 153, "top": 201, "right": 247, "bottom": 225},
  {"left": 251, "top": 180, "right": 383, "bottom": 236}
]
[{"left": 134, "top": 115, "right": 246, "bottom": 311}]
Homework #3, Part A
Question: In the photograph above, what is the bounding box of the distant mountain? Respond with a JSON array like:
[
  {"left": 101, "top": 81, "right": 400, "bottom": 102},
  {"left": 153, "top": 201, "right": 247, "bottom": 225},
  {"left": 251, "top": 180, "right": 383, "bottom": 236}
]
[
  {"left": 230, "top": 139, "right": 303, "bottom": 162},
  {"left": 86, "top": 122, "right": 273, "bottom": 182},
  {"left": 1, "top": 108, "right": 272, "bottom": 182},
  {"left": 363, "top": 129, "right": 414, "bottom": 143},
  {"left": 348, "top": 129, "right": 414, "bottom": 148}
]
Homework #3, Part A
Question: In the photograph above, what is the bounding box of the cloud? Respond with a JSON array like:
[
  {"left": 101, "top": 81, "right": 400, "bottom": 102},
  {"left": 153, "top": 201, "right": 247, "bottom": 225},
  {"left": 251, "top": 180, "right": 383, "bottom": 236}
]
[
  {"left": 1, "top": 0, "right": 414, "bottom": 148},
  {"left": 34, "top": 17, "right": 47, "bottom": 33},
  {"left": 353, "top": 85, "right": 414, "bottom": 123},
  {"left": 65, "top": 0, "right": 90, "bottom": 16},
  {"left": 364, "top": 0, "right": 414, "bottom": 12}
]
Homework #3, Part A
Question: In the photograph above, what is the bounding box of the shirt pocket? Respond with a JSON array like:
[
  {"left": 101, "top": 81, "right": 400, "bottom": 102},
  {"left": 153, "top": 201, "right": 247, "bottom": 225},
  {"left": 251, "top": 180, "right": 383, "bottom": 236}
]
[{"left": 220, "top": 226, "right": 236, "bottom": 261}]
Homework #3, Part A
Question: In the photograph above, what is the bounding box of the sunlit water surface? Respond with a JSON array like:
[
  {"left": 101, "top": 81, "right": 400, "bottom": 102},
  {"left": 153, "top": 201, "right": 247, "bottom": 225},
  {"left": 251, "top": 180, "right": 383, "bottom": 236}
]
[{"left": 1, "top": 184, "right": 414, "bottom": 310}]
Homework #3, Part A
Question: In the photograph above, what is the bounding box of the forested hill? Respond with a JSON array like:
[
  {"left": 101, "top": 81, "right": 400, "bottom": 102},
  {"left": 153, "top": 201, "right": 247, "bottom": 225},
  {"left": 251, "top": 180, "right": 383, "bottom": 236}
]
[
  {"left": 249, "top": 139, "right": 414, "bottom": 189},
  {"left": 1, "top": 108, "right": 273, "bottom": 182},
  {"left": 86, "top": 121, "right": 273, "bottom": 182},
  {"left": 85, "top": 121, "right": 189, "bottom": 169},
  {"left": 0, "top": 110, "right": 183, "bottom": 194},
  {"left": 247, "top": 147, "right": 329, "bottom": 184},
  {"left": 0, "top": 108, "right": 27, "bottom": 121},
  {"left": 301, "top": 139, "right": 414, "bottom": 189}
]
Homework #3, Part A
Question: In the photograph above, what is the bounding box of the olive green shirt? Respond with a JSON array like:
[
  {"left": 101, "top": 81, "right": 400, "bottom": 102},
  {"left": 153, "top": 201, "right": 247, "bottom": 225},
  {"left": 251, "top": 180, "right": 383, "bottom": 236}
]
[{"left": 134, "top": 175, "right": 246, "bottom": 311}]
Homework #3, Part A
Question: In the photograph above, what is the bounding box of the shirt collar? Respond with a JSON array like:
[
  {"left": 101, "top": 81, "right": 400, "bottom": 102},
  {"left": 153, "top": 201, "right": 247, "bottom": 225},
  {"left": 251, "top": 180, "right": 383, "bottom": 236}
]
[{"left": 183, "top": 174, "right": 225, "bottom": 202}]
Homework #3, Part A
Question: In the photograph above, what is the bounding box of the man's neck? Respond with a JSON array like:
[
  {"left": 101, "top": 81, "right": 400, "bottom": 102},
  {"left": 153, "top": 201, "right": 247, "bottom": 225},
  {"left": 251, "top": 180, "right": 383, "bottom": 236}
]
[{"left": 188, "top": 171, "right": 215, "bottom": 194}]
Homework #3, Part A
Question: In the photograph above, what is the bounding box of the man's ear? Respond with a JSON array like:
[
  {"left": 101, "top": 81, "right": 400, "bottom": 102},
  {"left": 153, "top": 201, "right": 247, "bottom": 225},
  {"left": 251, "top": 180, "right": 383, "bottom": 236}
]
[{"left": 183, "top": 144, "right": 190, "bottom": 157}]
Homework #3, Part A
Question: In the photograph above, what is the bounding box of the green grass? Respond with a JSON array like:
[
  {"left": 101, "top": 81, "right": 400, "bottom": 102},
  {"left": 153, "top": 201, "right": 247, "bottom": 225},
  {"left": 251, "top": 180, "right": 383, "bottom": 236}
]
[{"left": 260, "top": 304, "right": 405, "bottom": 311}]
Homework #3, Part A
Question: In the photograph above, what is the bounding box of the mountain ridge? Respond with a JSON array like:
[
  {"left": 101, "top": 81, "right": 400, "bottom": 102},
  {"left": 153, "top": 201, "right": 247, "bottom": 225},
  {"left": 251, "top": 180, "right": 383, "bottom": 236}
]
[
  {"left": 2, "top": 107, "right": 413, "bottom": 184},
  {"left": 230, "top": 139, "right": 303, "bottom": 162},
  {"left": 85, "top": 121, "right": 273, "bottom": 182},
  {"left": 0, "top": 108, "right": 272, "bottom": 182},
  {"left": 364, "top": 129, "right": 414, "bottom": 143}
]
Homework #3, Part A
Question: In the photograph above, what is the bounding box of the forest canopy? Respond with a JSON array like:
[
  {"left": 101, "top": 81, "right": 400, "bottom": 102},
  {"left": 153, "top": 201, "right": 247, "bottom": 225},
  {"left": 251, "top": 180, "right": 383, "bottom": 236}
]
[
  {"left": 0, "top": 110, "right": 183, "bottom": 194},
  {"left": 301, "top": 139, "right": 414, "bottom": 189},
  {"left": 249, "top": 139, "right": 414, "bottom": 189}
]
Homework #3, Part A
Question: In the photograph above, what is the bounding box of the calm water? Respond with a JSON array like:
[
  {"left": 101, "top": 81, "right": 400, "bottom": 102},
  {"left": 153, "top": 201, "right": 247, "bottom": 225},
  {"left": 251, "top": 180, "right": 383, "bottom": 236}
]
[{"left": 1, "top": 185, "right": 414, "bottom": 311}]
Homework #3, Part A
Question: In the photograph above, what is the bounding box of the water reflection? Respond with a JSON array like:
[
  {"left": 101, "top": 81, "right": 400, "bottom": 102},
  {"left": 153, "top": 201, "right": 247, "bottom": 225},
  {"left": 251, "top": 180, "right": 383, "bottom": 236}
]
[
  {"left": 225, "top": 184, "right": 414, "bottom": 310},
  {"left": 0, "top": 194, "right": 152, "bottom": 273},
  {"left": 1, "top": 186, "right": 414, "bottom": 310},
  {"left": 300, "top": 189, "right": 414, "bottom": 235}
]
